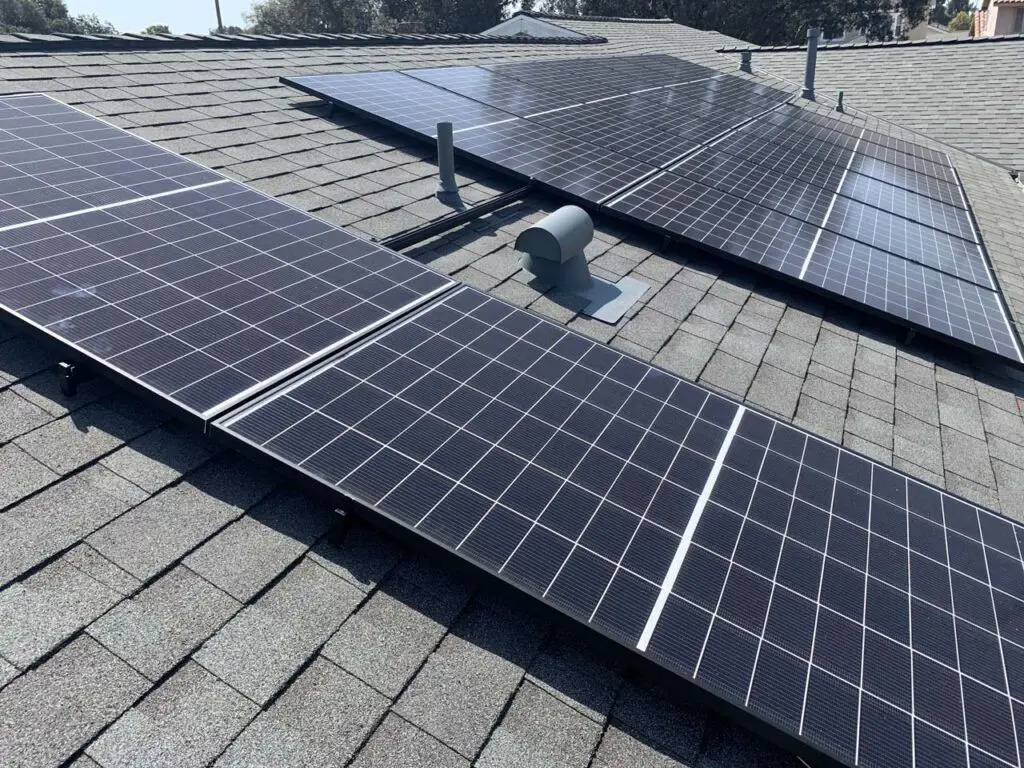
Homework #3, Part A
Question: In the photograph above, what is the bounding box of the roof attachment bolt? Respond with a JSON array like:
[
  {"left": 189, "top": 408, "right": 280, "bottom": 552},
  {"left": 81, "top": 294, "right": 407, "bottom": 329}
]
[
  {"left": 803, "top": 26, "right": 820, "bottom": 100},
  {"left": 435, "top": 122, "right": 464, "bottom": 209},
  {"left": 740, "top": 50, "right": 752, "bottom": 73},
  {"left": 836, "top": 90, "right": 844, "bottom": 112}
]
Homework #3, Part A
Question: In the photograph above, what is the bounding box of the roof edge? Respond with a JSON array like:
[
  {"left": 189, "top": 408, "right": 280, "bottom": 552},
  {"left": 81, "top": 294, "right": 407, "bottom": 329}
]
[
  {"left": 0, "top": 29, "right": 607, "bottom": 52},
  {"left": 524, "top": 10, "right": 676, "bottom": 24},
  {"left": 718, "top": 32, "right": 1024, "bottom": 52}
]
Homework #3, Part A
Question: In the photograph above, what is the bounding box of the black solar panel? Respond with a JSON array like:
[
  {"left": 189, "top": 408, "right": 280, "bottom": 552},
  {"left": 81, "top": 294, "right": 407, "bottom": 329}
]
[
  {"left": 0, "top": 93, "right": 221, "bottom": 228},
  {"left": 0, "top": 181, "right": 452, "bottom": 418},
  {"left": 669, "top": 150, "right": 841, "bottom": 227},
  {"left": 691, "top": 119, "right": 978, "bottom": 242},
  {"left": 531, "top": 104, "right": 705, "bottom": 168},
  {"left": 611, "top": 167, "right": 1018, "bottom": 361},
  {"left": 483, "top": 54, "right": 723, "bottom": 100},
  {"left": 217, "top": 286, "right": 1024, "bottom": 768},
  {"left": 0, "top": 96, "right": 454, "bottom": 421},
  {"left": 825, "top": 195, "right": 989, "bottom": 287}
]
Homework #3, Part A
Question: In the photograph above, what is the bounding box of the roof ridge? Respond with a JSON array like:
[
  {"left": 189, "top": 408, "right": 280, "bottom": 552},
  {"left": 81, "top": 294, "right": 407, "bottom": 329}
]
[
  {"left": 718, "top": 32, "right": 1024, "bottom": 52},
  {"left": 0, "top": 29, "right": 607, "bottom": 52}
]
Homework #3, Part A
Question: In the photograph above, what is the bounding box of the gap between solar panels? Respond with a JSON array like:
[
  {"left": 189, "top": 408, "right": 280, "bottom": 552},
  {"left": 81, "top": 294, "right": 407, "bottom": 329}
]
[
  {"left": 281, "top": 54, "right": 1024, "bottom": 367},
  {"left": 0, "top": 93, "right": 455, "bottom": 426},
  {"left": 215, "top": 283, "right": 1024, "bottom": 768}
]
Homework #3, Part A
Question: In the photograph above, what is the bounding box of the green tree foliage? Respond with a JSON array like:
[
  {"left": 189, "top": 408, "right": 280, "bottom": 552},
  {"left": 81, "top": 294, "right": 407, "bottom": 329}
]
[
  {"left": 246, "top": 0, "right": 388, "bottom": 32},
  {"left": 379, "top": 0, "right": 511, "bottom": 31},
  {"left": 74, "top": 12, "right": 116, "bottom": 32},
  {"left": 930, "top": 1, "right": 949, "bottom": 24},
  {"left": 947, "top": 9, "right": 973, "bottom": 29},
  {"left": 947, "top": 0, "right": 972, "bottom": 15},
  {"left": 237, "top": 0, "right": 938, "bottom": 42},
  {"left": 539, "top": 0, "right": 928, "bottom": 44},
  {"left": 142, "top": 23, "right": 171, "bottom": 33},
  {"left": 247, "top": 0, "right": 511, "bottom": 32},
  {"left": 0, "top": 0, "right": 116, "bottom": 33}
]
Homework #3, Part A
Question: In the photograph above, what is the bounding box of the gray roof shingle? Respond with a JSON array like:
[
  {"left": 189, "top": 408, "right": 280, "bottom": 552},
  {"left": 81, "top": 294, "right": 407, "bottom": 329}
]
[{"left": 1, "top": 14, "right": 1023, "bottom": 768}]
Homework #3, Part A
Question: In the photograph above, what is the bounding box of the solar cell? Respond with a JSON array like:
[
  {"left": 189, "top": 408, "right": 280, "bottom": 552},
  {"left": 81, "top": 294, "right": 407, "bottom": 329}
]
[
  {"left": 217, "top": 286, "right": 1024, "bottom": 768},
  {"left": 0, "top": 93, "right": 221, "bottom": 228},
  {"left": 0, "top": 180, "right": 451, "bottom": 418}
]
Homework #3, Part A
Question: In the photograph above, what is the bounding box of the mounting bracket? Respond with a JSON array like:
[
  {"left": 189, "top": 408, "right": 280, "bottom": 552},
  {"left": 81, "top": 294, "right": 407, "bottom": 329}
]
[{"left": 58, "top": 360, "right": 92, "bottom": 397}]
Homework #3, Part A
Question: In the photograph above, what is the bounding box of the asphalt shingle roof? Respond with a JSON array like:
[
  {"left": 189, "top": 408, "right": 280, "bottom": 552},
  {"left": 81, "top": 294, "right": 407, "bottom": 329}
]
[
  {"left": 717, "top": 36, "right": 1024, "bottom": 172},
  {"left": 1, "top": 14, "right": 1024, "bottom": 768}
]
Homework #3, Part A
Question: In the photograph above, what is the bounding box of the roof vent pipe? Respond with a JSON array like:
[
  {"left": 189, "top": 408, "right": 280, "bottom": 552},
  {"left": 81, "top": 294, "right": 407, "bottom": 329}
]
[
  {"left": 740, "top": 50, "right": 752, "bottom": 73},
  {"left": 515, "top": 205, "right": 649, "bottom": 323},
  {"left": 803, "top": 26, "right": 820, "bottom": 100},
  {"left": 515, "top": 205, "right": 594, "bottom": 293},
  {"left": 435, "top": 122, "right": 463, "bottom": 208}
]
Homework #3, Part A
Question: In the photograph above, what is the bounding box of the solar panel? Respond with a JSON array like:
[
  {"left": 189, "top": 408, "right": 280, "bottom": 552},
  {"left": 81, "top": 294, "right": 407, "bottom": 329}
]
[
  {"left": 217, "top": 285, "right": 1024, "bottom": 768},
  {"left": 825, "top": 195, "right": 989, "bottom": 287},
  {"left": 0, "top": 93, "right": 221, "bottom": 228},
  {"left": 0, "top": 97, "right": 453, "bottom": 421},
  {"left": 756, "top": 110, "right": 957, "bottom": 181},
  {"left": 281, "top": 71, "right": 516, "bottom": 136},
  {"left": 483, "top": 54, "right": 722, "bottom": 99},
  {"left": 282, "top": 56, "right": 1024, "bottom": 365},
  {"left": 685, "top": 116, "right": 978, "bottom": 247},
  {"left": 608, "top": 170, "right": 820, "bottom": 276}
]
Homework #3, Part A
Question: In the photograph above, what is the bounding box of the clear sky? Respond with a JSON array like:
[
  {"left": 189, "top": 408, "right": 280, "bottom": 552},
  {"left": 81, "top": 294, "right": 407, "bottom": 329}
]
[{"left": 65, "top": 0, "right": 253, "bottom": 34}]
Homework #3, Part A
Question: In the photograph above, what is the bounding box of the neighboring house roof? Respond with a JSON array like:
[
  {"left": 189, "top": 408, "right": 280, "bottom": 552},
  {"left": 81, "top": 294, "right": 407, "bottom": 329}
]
[
  {"left": 718, "top": 35, "right": 1024, "bottom": 171},
  {"left": 924, "top": 24, "right": 972, "bottom": 40},
  {"left": 482, "top": 12, "right": 589, "bottom": 39},
  {"left": 1, "top": 14, "right": 1024, "bottom": 768}
]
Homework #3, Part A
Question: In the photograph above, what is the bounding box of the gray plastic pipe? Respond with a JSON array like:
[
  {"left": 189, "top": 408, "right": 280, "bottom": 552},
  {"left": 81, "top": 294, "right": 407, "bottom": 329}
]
[
  {"left": 803, "top": 27, "right": 820, "bottom": 100},
  {"left": 436, "top": 122, "right": 459, "bottom": 197}
]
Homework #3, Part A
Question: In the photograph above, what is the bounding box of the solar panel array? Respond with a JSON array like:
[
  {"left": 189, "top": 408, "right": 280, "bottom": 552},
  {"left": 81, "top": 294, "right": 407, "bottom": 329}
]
[
  {"left": 282, "top": 55, "right": 1023, "bottom": 365},
  {"left": 218, "top": 286, "right": 1024, "bottom": 768},
  {"left": 0, "top": 94, "right": 453, "bottom": 420},
  {"left": 4, "top": 73, "right": 1023, "bottom": 768}
]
